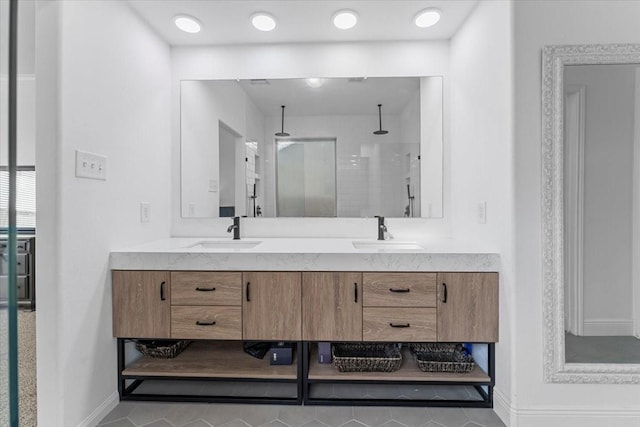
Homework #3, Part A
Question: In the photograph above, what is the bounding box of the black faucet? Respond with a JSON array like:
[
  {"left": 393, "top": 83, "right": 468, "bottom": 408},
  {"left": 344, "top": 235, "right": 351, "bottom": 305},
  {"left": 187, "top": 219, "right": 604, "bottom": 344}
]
[
  {"left": 227, "top": 216, "right": 240, "bottom": 240},
  {"left": 376, "top": 216, "right": 387, "bottom": 240}
]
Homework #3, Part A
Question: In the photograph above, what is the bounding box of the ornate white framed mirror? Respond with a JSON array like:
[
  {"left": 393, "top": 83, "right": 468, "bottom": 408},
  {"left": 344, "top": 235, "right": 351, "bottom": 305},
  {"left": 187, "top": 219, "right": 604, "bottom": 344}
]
[{"left": 542, "top": 44, "right": 640, "bottom": 383}]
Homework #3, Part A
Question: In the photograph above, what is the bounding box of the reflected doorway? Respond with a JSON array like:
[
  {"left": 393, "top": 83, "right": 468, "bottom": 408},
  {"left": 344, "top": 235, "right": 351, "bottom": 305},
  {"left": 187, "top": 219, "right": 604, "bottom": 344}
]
[{"left": 563, "top": 63, "right": 640, "bottom": 364}]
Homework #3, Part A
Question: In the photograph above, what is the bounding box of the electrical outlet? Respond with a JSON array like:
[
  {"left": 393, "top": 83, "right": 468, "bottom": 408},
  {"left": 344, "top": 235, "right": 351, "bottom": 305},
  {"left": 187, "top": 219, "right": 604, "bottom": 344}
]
[
  {"left": 140, "top": 203, "right": 151, "bottom": 223},
  {"left": 477, "top": 201, "right": 487, "bottom": 224},
  {"left": 75, "top": 150, "right": 107, "bottom": 180}
]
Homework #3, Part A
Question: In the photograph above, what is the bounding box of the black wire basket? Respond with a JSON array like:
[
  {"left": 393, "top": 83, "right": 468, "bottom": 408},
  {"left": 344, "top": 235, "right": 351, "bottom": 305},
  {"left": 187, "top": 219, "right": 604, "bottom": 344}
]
[
  {"left": 332, "top": 343, "right": 402, "bottom": 372},
  {"left": 135, "top": 340, "right": 191, "bottom": 359}
]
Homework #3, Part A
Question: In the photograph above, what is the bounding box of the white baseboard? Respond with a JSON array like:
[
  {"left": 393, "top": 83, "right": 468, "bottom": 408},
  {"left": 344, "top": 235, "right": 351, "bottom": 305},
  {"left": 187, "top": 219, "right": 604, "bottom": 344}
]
[
  {"left": 515, "top": 408, "right": 640, "bottom": 427},
  {"left": 76, "top": 391, "right": 119, "bottom": 427},
  {"left": 494, "top": 389, "right": 640, "bottom": 427},
  {"left": 583, "top": 319, "right": 633, "bottom": 336},
  {"left": 493, "top": 388, "right": 515, "bottom": 427}
]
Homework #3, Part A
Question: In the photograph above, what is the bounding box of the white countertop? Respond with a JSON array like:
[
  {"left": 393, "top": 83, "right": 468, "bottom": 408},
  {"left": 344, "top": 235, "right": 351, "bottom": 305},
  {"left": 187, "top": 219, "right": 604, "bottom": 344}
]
[{"left": 110, "top": 237, "right": 499, "bottom": 272}]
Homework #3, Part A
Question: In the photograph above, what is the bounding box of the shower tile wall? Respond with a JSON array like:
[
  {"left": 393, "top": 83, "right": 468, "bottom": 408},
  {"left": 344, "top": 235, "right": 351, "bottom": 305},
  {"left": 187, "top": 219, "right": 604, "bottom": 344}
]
[
  {"left": 337, "top": 156, "right": 370, "bottom": 217},
  {"left": 336, "top": 144, "right": 419, "bottom": 218}
]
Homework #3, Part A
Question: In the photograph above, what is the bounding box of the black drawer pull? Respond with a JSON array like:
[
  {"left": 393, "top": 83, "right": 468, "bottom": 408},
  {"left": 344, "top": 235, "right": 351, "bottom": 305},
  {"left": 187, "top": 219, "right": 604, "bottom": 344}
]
[
  {"left": 442, "top": 283, "right": 448, "bottom": 303},
  {"left": 160, "top": 281, "right": 166, "bottom": 301},
  {"left": 389, "top": 288, "right": 410, "bottom": 293},
  {"left": 390, "top": 323, "right": 410, "bottom": 328},
  {"left": 246, "top": 282, "right": 251, "bottom": 302},
  {"left": 196, "top": 320, "right": 216, "bottom": 326},
  {"left": 354, "top": 282, "right": 358, "bottom": 303},
  {"left": 195, "top": 287, "right": 216, "bottom": 292}
]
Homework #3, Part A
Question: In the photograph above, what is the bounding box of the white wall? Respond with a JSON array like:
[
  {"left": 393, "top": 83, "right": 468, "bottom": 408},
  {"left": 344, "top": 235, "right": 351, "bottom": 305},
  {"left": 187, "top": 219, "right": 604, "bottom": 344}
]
[
  {"left": 219, "top": 124, "right": 237, "bottom": 209},
  {"left": 36, "top": 1, "right": 172, "bottom": 426},
  {"left": 565, "top": 65, "right": 636, "bottom": 335},
  {"left": 420, "top": 76, "right": 444, "bottom": 218},
  {"left": 514, "top": 1, "right": 640, "bottom": 425},
  {"left": 171, "top": 41, "right": 452, "bottom": 239},
  {"left": 449, "top": 0, "right": 514, "bottom": 424},
  {"left": 181, "top": 80, "right": 246, "bottom": 218}
]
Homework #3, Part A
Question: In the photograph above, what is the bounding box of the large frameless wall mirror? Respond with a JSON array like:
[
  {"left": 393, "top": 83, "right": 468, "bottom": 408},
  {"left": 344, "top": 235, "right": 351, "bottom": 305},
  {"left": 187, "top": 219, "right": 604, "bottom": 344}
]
[
  {"left": 180, "top": 76, "right": 443, "bottom": 218},
  {"left": 542, "top": 44, "right": 640, "bottom": 383}
]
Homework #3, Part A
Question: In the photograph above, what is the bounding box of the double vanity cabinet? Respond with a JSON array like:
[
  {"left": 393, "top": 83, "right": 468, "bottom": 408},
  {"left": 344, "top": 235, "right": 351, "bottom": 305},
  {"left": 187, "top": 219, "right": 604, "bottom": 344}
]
[{"left": 112, "top": 262, "right": 498, "bottom": 407}]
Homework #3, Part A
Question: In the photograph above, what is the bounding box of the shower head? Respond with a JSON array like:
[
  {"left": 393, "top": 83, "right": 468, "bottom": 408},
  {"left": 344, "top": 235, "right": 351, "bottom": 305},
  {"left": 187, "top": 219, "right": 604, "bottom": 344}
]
[
  {"left": 373, "top": 104, "right": 389, "bottom": 135},
  {"left": 275, "top": 105, "right": 290, "bottom": 137}
]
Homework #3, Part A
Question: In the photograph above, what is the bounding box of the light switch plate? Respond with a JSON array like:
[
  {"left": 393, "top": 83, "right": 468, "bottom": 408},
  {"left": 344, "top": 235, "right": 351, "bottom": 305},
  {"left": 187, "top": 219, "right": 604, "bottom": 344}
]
[
  {"left": 75, "top": 150, "right": 107, "bottom": 180},
  {"left": 209, "top": 179, "right": 218, "bottom": 192}
]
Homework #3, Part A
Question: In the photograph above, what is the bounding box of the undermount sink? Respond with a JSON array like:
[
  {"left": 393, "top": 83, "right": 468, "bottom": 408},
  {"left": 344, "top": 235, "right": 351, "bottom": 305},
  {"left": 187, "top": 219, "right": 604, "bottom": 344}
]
[
  {"left": 351, "top": 240, "right": 425, "bottom": 250},
  {"left": 188, "top": 240, "right": 262, "bottom": 250}
]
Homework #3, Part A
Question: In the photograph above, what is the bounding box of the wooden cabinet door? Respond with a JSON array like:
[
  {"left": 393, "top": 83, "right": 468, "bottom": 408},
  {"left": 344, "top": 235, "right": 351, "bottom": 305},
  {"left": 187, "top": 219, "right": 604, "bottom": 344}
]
[
  {"left": 437, "top": 272, "right": 498, "bottom": 342},
  {"left": 242, "top": 272, "right": 302, "bottom": 340},
  {"left": 302, "top": 272, "right": 362, "bottom": 341},
  {"left": 112, "top": 270, "right": 170, "bottom": 338}
]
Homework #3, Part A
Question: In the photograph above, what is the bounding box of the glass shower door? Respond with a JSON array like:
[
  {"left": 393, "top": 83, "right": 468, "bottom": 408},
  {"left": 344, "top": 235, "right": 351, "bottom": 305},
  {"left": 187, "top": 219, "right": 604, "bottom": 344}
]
[
  {"left": 276, "top": 138, "right": 337, "bottom": 217},
  {"left": 1, "top": 0, "right": 20, "bottom": 425}
]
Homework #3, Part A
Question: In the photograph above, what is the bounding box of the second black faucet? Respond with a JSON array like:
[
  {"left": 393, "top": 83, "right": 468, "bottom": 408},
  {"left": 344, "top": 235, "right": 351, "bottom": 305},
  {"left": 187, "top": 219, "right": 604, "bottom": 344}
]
[
  {"left": 227, "top": 216, "right": 240, "bottom": 240},
  {"left": 376, "top": 216, "right": 387, "bottom": 240}
]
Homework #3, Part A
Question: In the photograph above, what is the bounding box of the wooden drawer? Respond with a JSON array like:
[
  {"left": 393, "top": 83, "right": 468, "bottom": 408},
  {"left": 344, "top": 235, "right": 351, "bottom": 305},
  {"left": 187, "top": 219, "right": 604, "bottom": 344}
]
[
  {"left": 171, "top": 272, "right": 241, "bottom": 306},
  {"left": 171, "top": 306, "right": 242, "bottom": 340},
  {"left": 362, "top": 273, "right": 436, "bottom": 307},
  {"left": 363, "top": 307, "right": 436, "bottom": 342}
]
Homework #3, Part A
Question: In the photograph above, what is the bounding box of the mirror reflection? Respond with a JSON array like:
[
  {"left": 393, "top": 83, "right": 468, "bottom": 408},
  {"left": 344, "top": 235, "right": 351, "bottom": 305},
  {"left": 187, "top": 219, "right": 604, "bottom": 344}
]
[
  {"left": 180, "top": 76, "right": 443, "bottom": 218},
  {"left": 563, "top": 63, "right": 640, "bottom": 364}
]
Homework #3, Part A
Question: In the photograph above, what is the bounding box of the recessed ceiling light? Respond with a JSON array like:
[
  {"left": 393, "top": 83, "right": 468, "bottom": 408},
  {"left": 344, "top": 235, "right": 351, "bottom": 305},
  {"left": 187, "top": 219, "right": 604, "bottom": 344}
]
[
  {"left": 251, "top": 13, "right": 277, "bottom": 32},
  {"left": 305, "top": 78, "right": 325, "bottom": 88},
  {"left": 174, "top": 15, "right": 202, "bottom": 34},
  {"left": 333, "top": 10, "right": 358, "bottom": 30},
  {"left": 414, "top": 8, "right": 441, "bottom": 28}
]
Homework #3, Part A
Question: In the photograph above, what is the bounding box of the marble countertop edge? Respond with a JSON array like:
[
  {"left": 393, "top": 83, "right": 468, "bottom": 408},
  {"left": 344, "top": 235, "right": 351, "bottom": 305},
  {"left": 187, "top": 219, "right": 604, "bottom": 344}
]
[{"left": 109, "top": 238, "right": 500, "bottom": 272}]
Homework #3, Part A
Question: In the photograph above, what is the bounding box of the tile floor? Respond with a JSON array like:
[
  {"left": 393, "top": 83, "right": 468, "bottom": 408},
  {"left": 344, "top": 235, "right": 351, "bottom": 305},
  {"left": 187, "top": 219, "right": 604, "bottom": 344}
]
[{"left": 97, "top": 403, "right": 506, "bottom": 427}]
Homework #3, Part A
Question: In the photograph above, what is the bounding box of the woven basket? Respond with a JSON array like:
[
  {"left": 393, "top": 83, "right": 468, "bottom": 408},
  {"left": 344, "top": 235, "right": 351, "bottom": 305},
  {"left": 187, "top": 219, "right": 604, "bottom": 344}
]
[
  {"left": 409, "top": 342, "right": 463, "bottom": 355},
  {"left": 332, "top": 343, "right": 402, "bottom": 372},
  {"left": 413, "top": 349, "right": 475, "bottom": 374},
  {"left": 135, "top": 340, "right": 191, "bottom": 359}
]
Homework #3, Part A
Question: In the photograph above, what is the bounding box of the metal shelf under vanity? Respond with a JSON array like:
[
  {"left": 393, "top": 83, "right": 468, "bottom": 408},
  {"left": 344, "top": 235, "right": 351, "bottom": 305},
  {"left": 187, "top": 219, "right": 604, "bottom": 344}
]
[
  {"left": 302, "top": 342, "right": 495, "bottom": 407},
  {"left": 118, "top": 339, "right": 303, "bottom": 404}
]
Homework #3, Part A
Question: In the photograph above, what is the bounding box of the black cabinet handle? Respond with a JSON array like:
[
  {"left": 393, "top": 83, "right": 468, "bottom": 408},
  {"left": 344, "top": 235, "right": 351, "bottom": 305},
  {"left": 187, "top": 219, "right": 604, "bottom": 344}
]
[
  {"left": 390, "top": 323, "right": 410, "bottom": 328},
  {"left": 442, "top": 283, "right": 448, "bottom": 303},
  {"left": 196, "top": 320, "right": 216, "bottom": 326},
  {"left": 160, "top": 281, "right": 166, "bottom": 301},
  {"left": 246, "top": 282, "right": 251, "bottom": 302},
  {"left": 389, "top": 288, "right": 410, "bottom": 293},
  {"left": 195, "top": 287, "right": 216, "bottom": 292},
  {"left": 354, "top": 282, "right": 358, "bottom": 303}
]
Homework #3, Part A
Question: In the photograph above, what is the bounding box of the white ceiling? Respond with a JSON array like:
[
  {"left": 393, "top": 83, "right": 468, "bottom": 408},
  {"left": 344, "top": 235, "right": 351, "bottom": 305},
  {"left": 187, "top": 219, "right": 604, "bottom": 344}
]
[
  {"left": 237, "top": 77, "right": 420, "bottom": 116},
  {"left": 128, "top": 1, "right": 478, "bottom": 46}
]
